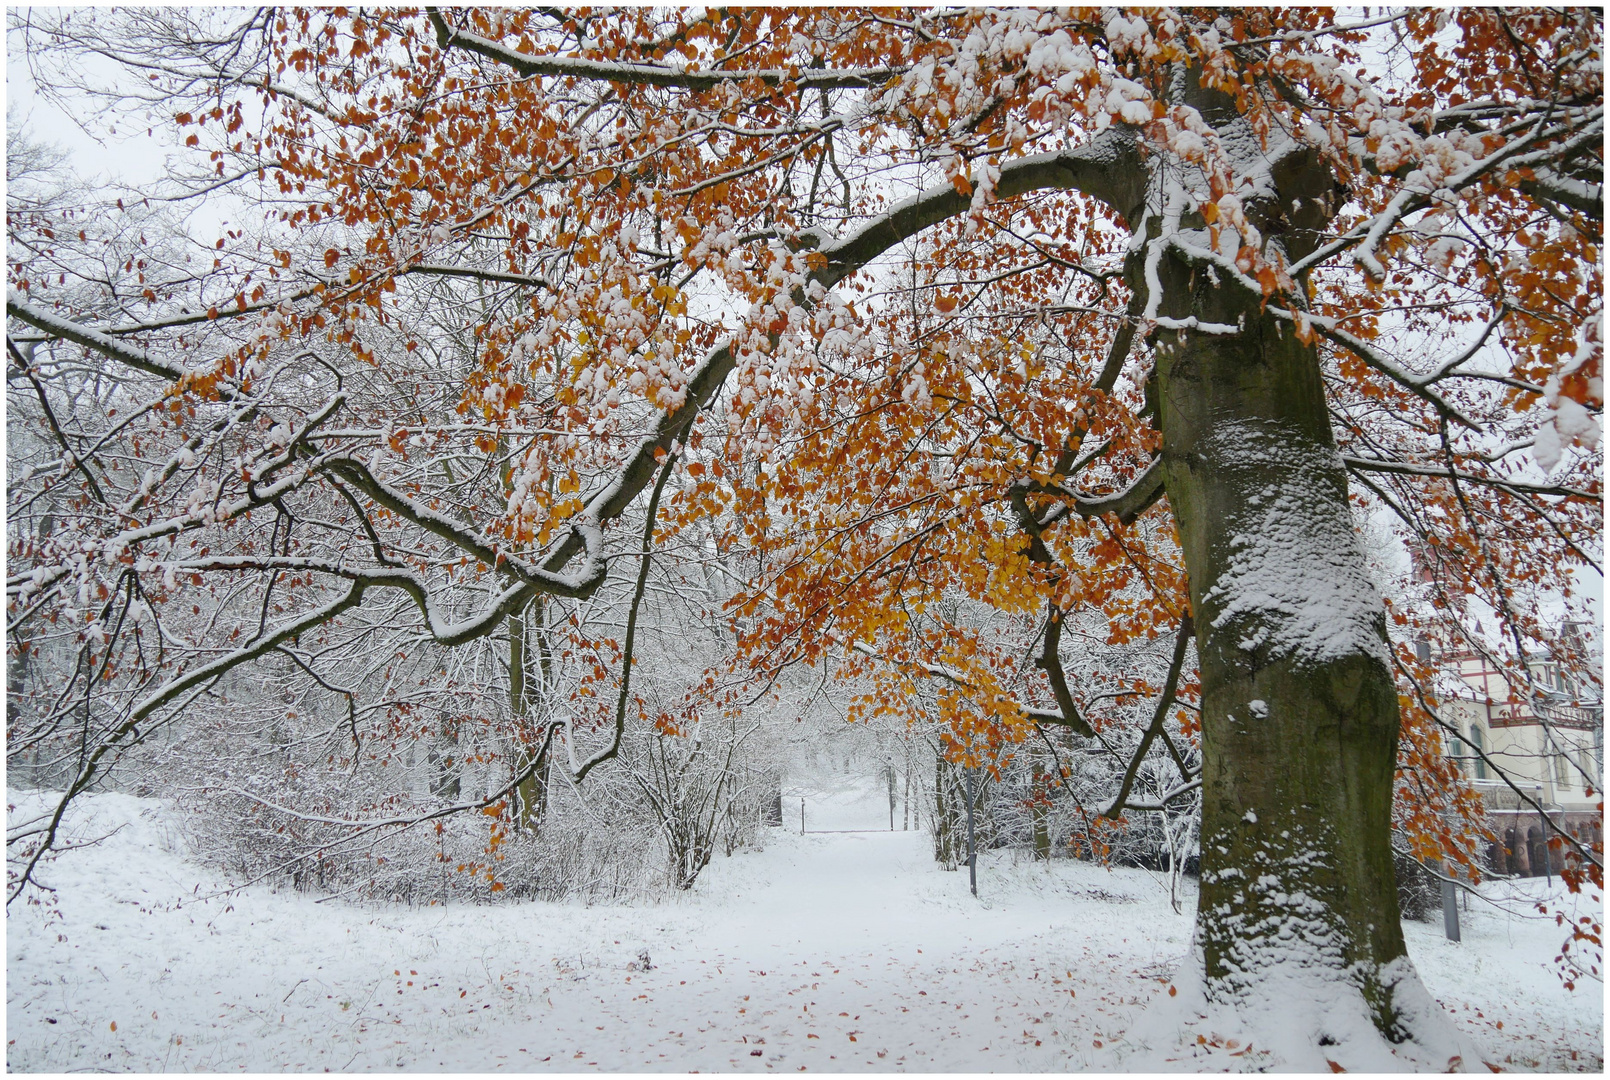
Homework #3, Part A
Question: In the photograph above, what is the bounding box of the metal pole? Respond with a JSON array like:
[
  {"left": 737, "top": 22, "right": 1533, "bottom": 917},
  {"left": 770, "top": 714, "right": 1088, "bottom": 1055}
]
[
  {"left": 801, "top": 798, "right": 806, "bottom": 836},
  {"left": 888, "top": 765, "right": 896, "bottom": 831},
  {"left": 1440, "top": 874, "right": 1461, "bottom": 942},
  {"left": 1537, "top": 785, "right": 1551, "bottom": 886},
  {"left": 964, "top": 767, "right": 978, "bottom": 898}
]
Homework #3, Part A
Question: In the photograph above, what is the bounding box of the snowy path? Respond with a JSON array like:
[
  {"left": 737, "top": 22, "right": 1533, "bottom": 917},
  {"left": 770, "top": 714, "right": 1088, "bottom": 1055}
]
[{"left": 6, "top": 790, "right": 1602, "bottom": 1072}]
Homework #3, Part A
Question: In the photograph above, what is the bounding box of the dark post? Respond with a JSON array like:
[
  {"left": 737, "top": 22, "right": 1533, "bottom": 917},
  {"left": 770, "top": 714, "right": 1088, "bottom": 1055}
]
[
  {"left": 964, "top": 767, "right": 978, "bottom": 898},
  {"left": 1440, "top": 874, "right": 1461, "bottom": 943},
  {"left": 1537, "top": 786, "right": 1552, "bottom": 887},
  {"left": 800, "top": 797, "right": 806, "bottom": 836},
  {"left": 888, "top": 765, "right": 897, "bottom": 831}
]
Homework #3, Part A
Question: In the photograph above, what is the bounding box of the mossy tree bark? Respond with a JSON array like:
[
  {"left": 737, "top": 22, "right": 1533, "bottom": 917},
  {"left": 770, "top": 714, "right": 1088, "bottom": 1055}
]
[{"left": 1147, "top": 247, "right": 1409, "bottom": 1034}]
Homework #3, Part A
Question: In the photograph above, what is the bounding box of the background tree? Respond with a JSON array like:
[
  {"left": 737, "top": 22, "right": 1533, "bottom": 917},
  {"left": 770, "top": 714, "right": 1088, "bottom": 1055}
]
[{"left": 7, "top": 7, "right": 1601, "bottom": 1068}]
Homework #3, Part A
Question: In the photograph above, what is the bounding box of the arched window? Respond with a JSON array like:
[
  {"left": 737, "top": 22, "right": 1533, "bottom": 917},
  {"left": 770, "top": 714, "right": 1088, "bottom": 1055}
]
[{"left": 1527, "top": 827, "right": 1546, "bottom": 877}]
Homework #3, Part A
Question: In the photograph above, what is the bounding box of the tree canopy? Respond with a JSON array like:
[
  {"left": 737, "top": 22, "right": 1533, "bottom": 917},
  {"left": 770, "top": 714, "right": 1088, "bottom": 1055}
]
[{"left": 7, "top": 6, "right": 1602, "bottom": 1068}]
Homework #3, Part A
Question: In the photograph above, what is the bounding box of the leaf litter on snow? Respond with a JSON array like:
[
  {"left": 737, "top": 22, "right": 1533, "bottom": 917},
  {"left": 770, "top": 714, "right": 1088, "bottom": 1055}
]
[{"left": 6, "top": 789, "right": 1601, "bottom": 1072}]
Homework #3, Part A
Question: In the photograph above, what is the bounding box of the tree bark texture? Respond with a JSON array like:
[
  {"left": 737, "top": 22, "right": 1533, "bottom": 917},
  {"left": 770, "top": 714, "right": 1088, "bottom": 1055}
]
[{"left": 1149, "top": 246, "right": 1408, "bottom": 1034}]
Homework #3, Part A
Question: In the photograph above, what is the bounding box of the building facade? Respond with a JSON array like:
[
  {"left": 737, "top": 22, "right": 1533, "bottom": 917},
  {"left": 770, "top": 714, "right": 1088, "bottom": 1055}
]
[{"left": 1438, "top": 649, "right": 1603, "bottom": 876}]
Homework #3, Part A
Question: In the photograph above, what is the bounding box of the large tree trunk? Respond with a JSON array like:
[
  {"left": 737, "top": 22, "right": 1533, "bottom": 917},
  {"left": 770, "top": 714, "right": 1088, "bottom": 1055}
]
[
  {"left": 1148, "top": 247, "right": 1422, "bottom": 1045},
  {"left": 1108, "top": 74, "right": 1474, "bottom": 1068}
]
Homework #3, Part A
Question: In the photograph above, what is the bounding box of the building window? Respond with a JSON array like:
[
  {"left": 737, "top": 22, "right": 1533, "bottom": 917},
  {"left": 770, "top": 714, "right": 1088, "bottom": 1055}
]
[
  {"left": 1468, "top": 725, "right": 1486, "bottom": 780},
  {"left": 1555, "top": 753, "right": 1571, "bottom": 789}
]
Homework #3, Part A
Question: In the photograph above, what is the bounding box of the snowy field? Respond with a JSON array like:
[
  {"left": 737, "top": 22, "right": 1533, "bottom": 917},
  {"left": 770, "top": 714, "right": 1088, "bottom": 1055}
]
[{"left": 7, "top": 786, "right": 1602, "bottom": 1072}]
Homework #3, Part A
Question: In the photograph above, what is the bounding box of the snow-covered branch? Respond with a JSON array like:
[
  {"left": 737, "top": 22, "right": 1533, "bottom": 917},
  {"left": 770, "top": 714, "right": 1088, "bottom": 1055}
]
[{"left": 426, "top": 8, "right": 905, "bottom": 91}]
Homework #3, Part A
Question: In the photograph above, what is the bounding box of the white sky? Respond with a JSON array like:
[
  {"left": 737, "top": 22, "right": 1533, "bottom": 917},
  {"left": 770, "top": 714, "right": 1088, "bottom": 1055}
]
[
  {"left": 7, "top": 19, "right": 238, "bottom": 239},
  {"left": 7, "top": 26, "right": 168, "bottom": 187}
]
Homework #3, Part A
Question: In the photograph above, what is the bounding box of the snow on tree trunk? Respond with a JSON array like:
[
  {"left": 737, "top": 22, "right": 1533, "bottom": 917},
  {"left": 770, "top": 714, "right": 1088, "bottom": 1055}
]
[{"left": 1139, "top": 253, "right": 1468, "bottom": 1068}]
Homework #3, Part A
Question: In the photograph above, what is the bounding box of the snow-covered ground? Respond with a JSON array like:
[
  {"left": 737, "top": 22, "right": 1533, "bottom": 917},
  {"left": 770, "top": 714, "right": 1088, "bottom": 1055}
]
[{"left": 7, "top": 787, "right": 1602, "bottom": 1072}]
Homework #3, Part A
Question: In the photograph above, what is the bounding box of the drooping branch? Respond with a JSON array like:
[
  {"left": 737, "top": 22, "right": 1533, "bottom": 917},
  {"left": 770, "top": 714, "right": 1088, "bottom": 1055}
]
[
  {"left": 1102, "top": 612, "right": 1196, "bottom": 818},
  {"left": 543, "top": 135, "right": 1149, "bottom": 581},
  {"left": 572, "top": 445, "right": 679, "bottom": 783},
  {"left": 1032, "top": 608, "right": 1095, "bottom": 738},
  {"left": 5, "top": 576, "right": 368, "bottom": 903},
  {"left": 8, "top": 282, "right": 325, "bottom": 343}
]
